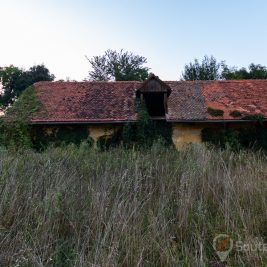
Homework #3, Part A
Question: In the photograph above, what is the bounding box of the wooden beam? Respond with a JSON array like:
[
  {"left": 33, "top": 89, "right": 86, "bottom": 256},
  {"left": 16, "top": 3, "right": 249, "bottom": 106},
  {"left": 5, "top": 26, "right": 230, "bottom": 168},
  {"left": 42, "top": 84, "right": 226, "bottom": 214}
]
[{"left": 164, "top": 93, "right": 168, "bottom": 114}]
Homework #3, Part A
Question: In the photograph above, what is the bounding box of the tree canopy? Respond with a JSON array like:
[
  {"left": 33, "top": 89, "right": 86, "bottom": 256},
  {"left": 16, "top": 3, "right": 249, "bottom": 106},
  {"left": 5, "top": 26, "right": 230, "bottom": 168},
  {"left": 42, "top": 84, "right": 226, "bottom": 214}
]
[
  {"left": 87, "top": 49, "right": 150, "bottom": 81},
  {"left": 182, "top": 55, "right": 267, "bottom": 81},
  {"left": 0, "top": 64, "right": 54, "bottom": 108},
  {"left": 222, "top": 63, "right": 267, "bottom": 80},
  {"left": 181, "top": 55, "right": 224, "bottom": 81}
]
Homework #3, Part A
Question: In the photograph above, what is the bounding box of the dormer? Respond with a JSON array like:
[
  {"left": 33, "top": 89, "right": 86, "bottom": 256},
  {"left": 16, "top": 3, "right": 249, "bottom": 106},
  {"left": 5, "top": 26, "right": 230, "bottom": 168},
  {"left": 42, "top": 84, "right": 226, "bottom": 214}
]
[{"left": 136, "top": 74, "right": 172, "bottom": 118}]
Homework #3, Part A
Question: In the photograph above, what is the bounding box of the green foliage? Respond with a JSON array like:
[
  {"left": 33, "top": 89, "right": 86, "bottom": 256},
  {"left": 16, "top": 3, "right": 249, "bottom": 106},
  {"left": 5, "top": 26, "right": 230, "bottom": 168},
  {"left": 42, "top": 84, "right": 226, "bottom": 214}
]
[
  {"left": 239, "top": 126, "right": 267, "bottom": 151},
  {"left": 242, "top": 113, "right": 264, "bottom": 121},
  {"left": 182, "top": 55, "right": 225, "bottom": 80},
  {"left": 87, "top": 49, "right": 150, "bottom": 81},
  {"left": 229, "top": 110, "right": 242, "bottom": 117},
  {"left": 181, "top": 56, "right": 267, "bottom": 81},
  {"left": 0, "top": 86, "right": 40, "bottom": 149},
  {"left": 0, "top": 85, "right": 93, "bottom": 151},
  {"left": 207, "top": 107, "right": 224, "bottom": 117},
  {"left": 33, "top": 126, "right": 94, "bottom": 150},
  {"left": 202, "top": 128, "right": 240, "bottom": 150},
  {"left": 97, "top": 102, "right": 173, "bottom": 150},
  {"left": 0, "top": 64, "right": 54, "bottom": 107},
  {"left": 202, "top": 124, "right": 267, "bottom": 151},
  {"left": 54, "top": 240, "right": 75, "bottom": 267},
  {"left": 97, "top": 129, "right": 123, "bottom": 150},
  {"left": 0, "top": 145, "right": 266, "bottom": 266},
  {"left": 223, "top": 63, "right": 267, "bottom": 80}
]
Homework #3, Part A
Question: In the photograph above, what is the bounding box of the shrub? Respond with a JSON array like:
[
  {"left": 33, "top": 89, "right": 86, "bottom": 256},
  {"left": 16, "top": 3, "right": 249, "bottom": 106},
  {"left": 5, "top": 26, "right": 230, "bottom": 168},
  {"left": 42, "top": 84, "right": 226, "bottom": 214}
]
[
  {"left": 207, "top": 107, "right": 224, "bottom": 117},
  {"left": 229, "top": 110, "right": 242, "bottom": 117},
  {"left": 0, "top": 86, "right": 39, "bottom": 150}
]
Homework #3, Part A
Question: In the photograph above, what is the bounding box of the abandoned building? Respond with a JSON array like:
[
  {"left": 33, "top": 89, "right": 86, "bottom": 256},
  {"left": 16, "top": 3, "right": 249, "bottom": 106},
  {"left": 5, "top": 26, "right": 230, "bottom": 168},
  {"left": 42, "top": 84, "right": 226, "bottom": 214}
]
[{"left": 31, "top": 74, "right": 267, "bottom": 149}]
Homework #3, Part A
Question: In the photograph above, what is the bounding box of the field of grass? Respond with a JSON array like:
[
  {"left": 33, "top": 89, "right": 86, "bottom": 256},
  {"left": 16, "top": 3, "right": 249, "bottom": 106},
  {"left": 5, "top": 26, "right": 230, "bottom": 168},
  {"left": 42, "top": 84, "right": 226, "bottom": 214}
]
[{"left": 0, "top": 144, "right": 266, "bottom": 266}]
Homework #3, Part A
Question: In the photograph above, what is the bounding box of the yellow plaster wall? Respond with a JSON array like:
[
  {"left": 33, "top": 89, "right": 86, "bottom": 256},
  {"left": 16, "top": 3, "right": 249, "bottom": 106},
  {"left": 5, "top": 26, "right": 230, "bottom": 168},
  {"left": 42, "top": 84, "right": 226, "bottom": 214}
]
[
  {"left": 172, "top": 123, "right": 203, "bottom": 150},
  {"left": 35, "top": 125, "right": 120, "bottom": 147},
  {"left": 171, "top": 122, "right": 255, "bottom": 150},
  {"left": 88, "top": 125, "right": 120, "bottom": 147},
  {"left": 43, "top": 126, "right": 59, "bottom": 136}
]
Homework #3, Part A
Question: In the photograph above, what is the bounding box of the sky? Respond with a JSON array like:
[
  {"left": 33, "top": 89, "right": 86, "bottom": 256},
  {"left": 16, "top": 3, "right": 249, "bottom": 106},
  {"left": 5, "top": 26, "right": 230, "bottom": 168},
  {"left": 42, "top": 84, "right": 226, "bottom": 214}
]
[{"left": 1, "top": 0, "right": 267, "bottom": 81}]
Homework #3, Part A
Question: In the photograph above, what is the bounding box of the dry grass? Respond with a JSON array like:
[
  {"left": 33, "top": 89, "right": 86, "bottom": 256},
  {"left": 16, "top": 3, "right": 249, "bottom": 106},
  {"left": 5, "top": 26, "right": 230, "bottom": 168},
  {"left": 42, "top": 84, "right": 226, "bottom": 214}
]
[{"left": 0, "top": 144, "right": 266, "bottom": 266}]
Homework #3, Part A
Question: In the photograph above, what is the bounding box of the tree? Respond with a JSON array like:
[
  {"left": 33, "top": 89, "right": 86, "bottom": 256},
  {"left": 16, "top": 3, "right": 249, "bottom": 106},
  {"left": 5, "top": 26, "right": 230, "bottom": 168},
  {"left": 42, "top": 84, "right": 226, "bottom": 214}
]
[
  {"left": 222, "top": 63, "right": 267, "bottom": 79},
  {"left": 181, "top": 55, "right": 225, "bottom": 80},
  {"left": 0, "top": 64, "right": 54, "bottom": 107},
  {"left": 87, "top": 49, "right": 150, "bottom": 81}
]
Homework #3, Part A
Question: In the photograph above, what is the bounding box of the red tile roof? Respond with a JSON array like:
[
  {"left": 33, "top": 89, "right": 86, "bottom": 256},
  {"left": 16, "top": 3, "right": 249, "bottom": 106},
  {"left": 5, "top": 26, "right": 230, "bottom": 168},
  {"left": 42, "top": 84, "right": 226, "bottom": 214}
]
[
  {"left": 201, "top": 80, "right": 267, "bottom": 120},
  {"left": 32, "top": 79, "right": 267, "bottom": 123}
]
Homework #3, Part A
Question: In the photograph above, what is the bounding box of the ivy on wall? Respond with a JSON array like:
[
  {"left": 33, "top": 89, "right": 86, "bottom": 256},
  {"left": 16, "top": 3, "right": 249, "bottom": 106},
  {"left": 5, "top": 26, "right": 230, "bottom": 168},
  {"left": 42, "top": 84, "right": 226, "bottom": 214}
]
[
  {"left": 202, "top": 115, "right": 267, "bottom": 151},
  {"left": 32, "top": 126, "right": 94, "bottom": 150},
  {"left": 0, "top": 87, "right": 94, "bottom": 150},
  {"left": 97, "top": 101, "right": 173, "bottom": 150}
]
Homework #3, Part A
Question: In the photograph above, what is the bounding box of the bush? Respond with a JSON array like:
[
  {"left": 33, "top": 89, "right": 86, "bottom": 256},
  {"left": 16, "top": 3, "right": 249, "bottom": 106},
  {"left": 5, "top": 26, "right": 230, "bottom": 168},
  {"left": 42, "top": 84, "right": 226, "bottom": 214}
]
[
  {"left": 229, "top": 110, "right": 242, "bottom": 117},
  {"left": 207, "top": 107, "right": 224, "bottom": 117},
  {"left": 0, "top": 86, "right": 39, "bottom": 150},
  {"left": 202, "top": 124, "right": 267, "bottom": 151}
]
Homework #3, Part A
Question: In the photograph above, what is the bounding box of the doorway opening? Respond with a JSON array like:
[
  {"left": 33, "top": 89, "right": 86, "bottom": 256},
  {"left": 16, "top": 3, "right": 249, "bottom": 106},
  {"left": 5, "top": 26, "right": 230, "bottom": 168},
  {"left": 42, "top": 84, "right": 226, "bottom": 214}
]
[{"left": 143, "top": 93, "right": 165, "bottom": 117}]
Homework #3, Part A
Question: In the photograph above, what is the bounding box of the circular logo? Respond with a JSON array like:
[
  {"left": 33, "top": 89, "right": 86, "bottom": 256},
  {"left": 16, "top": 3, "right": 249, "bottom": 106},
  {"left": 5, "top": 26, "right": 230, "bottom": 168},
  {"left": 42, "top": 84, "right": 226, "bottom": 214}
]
[{"left": 213, "top": 234, "right": 233, "bottom": 262}]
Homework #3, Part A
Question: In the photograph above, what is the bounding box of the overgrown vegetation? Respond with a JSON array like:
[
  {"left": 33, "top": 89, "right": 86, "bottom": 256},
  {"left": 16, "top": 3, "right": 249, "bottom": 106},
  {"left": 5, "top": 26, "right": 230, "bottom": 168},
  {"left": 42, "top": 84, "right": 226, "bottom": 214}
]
[
  {"left": 0, "top": 144, "right": 266, "bottom": 266},
  {"left": 202, "top": 128, "right": 241, "bottom": 150},
  {"left": 97, "top": 101, "right": 173, "bottom": 150},
  {"left": 32, "top": 126, "right": 94, "bottom": 151},
  {"left": 0, "top": 86, "right": 40, "bottom": 149},
  {"left": 0, "top": 87, "right": 94, "bottom": 151},
  {"left": 207, "top": 107, "right": 224, "bottom": 117},
  {"left": 242, "top": 113, "right": 265, "bottom": 121},
  {"left": 202, "top": 121, "right": 267, "bottom": 151},
  {"left": 229, "top": 110, "right": 242, "bottom": 118}
]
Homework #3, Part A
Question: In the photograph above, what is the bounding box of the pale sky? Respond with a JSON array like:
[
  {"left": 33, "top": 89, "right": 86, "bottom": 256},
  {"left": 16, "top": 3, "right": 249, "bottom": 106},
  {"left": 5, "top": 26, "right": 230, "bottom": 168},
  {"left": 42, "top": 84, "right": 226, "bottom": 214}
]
[{"left": 1, "top": 0, "right": 267, "bottom": 81}]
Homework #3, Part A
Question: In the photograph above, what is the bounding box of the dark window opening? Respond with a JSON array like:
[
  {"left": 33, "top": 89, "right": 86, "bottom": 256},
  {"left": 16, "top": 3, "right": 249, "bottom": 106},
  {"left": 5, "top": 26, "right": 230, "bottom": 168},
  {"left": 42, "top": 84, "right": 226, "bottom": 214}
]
[{"left": 143, "top": 92, "right": 166, "bottom": 117}]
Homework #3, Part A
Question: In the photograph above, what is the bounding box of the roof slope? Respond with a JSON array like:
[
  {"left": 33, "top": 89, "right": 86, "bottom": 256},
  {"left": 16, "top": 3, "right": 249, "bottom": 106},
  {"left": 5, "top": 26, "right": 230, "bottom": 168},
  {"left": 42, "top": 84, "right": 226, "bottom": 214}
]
[
  {"left": 32, "top": 79, "right": 267, "bottom": 123},
  {"left": 201, "top": 80, "right": 267, "bottom": 120},
  {"left": 33, "top": 81, "right": 141, "bottom": 122}
]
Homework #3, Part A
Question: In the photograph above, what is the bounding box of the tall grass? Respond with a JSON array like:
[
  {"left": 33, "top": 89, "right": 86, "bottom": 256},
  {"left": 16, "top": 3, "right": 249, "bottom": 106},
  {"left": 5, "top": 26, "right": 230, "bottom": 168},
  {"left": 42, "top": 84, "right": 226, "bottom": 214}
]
[{"left": 0, "top": 144, "right": 266, "bottom": 266}]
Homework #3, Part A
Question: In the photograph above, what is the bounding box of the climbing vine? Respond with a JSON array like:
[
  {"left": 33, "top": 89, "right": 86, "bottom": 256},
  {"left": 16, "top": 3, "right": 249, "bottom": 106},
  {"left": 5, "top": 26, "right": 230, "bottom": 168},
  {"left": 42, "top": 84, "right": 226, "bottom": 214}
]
[
  {"left": 97, "top": 101, "right": 173, "bottom": 150},
  {"left": 32, "top": 125, "right": 94, "bottom": 150},
  {"left": 202, "top": 114, "right": 267, "bottom": 151},
  {"left": 0, "top": 86, "right": 94, "bottom": 150}
]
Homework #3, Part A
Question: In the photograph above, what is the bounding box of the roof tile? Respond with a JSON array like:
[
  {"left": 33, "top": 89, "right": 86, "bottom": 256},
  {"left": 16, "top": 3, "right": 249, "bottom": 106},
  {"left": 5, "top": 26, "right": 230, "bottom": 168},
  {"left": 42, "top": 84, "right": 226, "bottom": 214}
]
[{"left": 32, "top": 79, "right": 267, "bottom": 122}]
